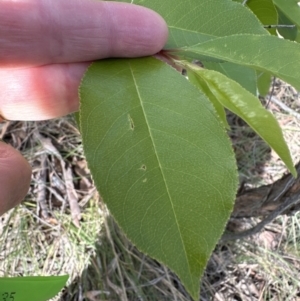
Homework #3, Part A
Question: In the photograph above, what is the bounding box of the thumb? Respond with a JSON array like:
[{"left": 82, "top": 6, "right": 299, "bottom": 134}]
[{"left": 0, "top": 141, "right": 31, "bottom": 216}]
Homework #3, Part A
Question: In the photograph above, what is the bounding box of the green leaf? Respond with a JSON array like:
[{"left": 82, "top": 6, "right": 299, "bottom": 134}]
[
  {"left": 274, "top": 0, "right": 300, "bottom": 29},
  {"left": 248, "top": 0, "right": 278, "bottom": 35},
  {"left": 115, "top": 0, "right": 265, "bottom": 93},
  {"left": 0, "top": 275, "right": 68, "bottom": 301},
  {"left": 296, "top": 31, "right": 300, "bottom": 43},
  {"left": 276, "top": 7, "right": 298, "bottom": 41},
  {"left": 187, "top": 67, "right": 229, "bottom": 129},
  {"left": 186, "top": 64, "right": 296, "bottom": 176},
  {"left": 115, "top": 0, "right": 268, "bottom": 49},
  {"left": 180, "top": 34, "right": 300, "bottom": 92},
  {"left": 238, "top": 0, "right": 278, "bottom": 35},
  {"left": 79, "top": 57, "right": 238, "bottom": 300},
  {"left": 73, "top": 112, "right": 80, "bottom": 127},
  {"left": 203, "top": 61, "right": 257, "bottom": 95},
  {"left": 257, "top": 71, "right": 272, "bottom": 97}
]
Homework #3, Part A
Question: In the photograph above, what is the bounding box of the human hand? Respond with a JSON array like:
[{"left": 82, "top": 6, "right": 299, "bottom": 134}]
[{"left": 0, "top": 0, "right": 168, "bottom": 215}]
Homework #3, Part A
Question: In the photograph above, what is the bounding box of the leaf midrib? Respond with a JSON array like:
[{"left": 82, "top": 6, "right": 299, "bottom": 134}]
[{"left": 128, "top": 61, "right": 194, "bottom": 291}]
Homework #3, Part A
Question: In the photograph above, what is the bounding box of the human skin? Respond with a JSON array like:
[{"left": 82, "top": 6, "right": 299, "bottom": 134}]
[{"left": 0, "top": 0, "right": 168, "bottom": 215}]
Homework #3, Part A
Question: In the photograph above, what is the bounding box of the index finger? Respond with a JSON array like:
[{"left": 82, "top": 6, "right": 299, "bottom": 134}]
[{"left": 0, "top": 0, "right": 168, "bottom": 67}]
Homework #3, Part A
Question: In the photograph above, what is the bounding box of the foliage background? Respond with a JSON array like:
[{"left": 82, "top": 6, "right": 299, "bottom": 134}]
[{"left": 1, "top": 79, "right": 300, "bottom": 300}]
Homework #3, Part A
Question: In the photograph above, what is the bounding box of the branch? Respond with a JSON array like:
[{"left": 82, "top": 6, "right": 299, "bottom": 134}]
[
  {"left": 269, "top": 96, "right": 300, "bottom": 120},
  {"left": 232, "top": 162, "right": 300, "bottom": 218},
  {"left": 220, "top": 162, "right": 300, "bottom": 242},
  {"left": 221, "top": 192, "right": 300, "bottom": 242}
]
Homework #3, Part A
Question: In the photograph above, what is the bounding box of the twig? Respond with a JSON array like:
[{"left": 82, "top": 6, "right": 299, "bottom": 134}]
[
  {"left": 233, "top": 162, "right": 300, "bottom": 218},
  {"left": 34, "top": 131, "right": 61, "bottom": 158},
  {"left": 23, "top": 207, "right": 59, "bottom": 229},
  {"left": 163, "top": 266, "right": 178, "bottom": 301},
  {"left": 268, "top": 96, "right": 300, "bottom": 120},
  {"left": 64, "top": 165, "right": 81, "bottom": 227},
  {"left": 221, "top": 193, "right": 300, "bottom": 242},
  {"left": 273, "top": 177, "right": 295, "bottom": 202},
  {"left": 36, "top": 155, "right": 49, "bottom": 219},
  {"left": 265, "top": 77, "right": 276, "bottom": 108},
  {"left": 264, "top": 25, "right": 296, "bottom": 28},
  {"left": 45, "top": 187, "right": 65, "bottom": 204},
  {"left": 34, "top": 131, "right": 82, "bottom": 226},
  {"left": 103, "top": 211, "right": 129, "bottom": 301}
]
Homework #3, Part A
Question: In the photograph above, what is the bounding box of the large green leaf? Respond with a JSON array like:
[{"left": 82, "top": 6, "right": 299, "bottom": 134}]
[
  {"left": 233, "top": 0, "right": 278, "bottom": 34},
  {"left": 115, "top": 0, "right": 268, "bottom": 49},
  {"left": 180, "top": 34, "right": 300, "bottom": 91},
  {"left": 79, "top": 57, "right": 238, "bottom": 300},
  {"left": 186, "top": 64, "right": 296, "bottom": 176}
]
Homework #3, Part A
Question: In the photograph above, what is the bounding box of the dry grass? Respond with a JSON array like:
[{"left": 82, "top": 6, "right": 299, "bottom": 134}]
[{"left": 1, "top": 79, "right": 300, "bottom": 300}]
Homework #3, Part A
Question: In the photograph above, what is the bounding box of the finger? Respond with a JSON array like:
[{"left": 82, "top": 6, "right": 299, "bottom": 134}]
[
  {"left": 0, "top": 63, "right": 88, "bottom": 120},
  {"left": 1, "top": 0, "right": 168, "bottom": 67},
  {"left": 0, "top": 142, "right": 32, "bottom": 215}
]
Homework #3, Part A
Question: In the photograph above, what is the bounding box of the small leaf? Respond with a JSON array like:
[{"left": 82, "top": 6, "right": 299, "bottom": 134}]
[
  {"left": 249, "top": 0, "right": 278, "bottom": 34},
  {"left": 257, "top": 71, "right": 272, "bottom": 97},
  {"left": 79, "top": 57, "right": 238, "bottom": 300},
  {"left": 276, "top": 7, "right": 298, "bottom": 41},
  {"left": 246, "top": 0, "right": 278, "bottom": 35},
  {"left": 203, "top": 61, "right": 257, "bottom": 95},
  {"left": 274, "top": 0, "right": 300, "bottom": 30},
  {"left": 187, "top": 67, "right": 229, "bottom": 129},
  {"left": 0, "top": 275, "right": 68, "bottom": 301},
  {"left": 186, "top": 64, "right": 296, "bottom": 176},
  {"left": 180, "top": 34, "right": 300, "bottom": 92}
]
